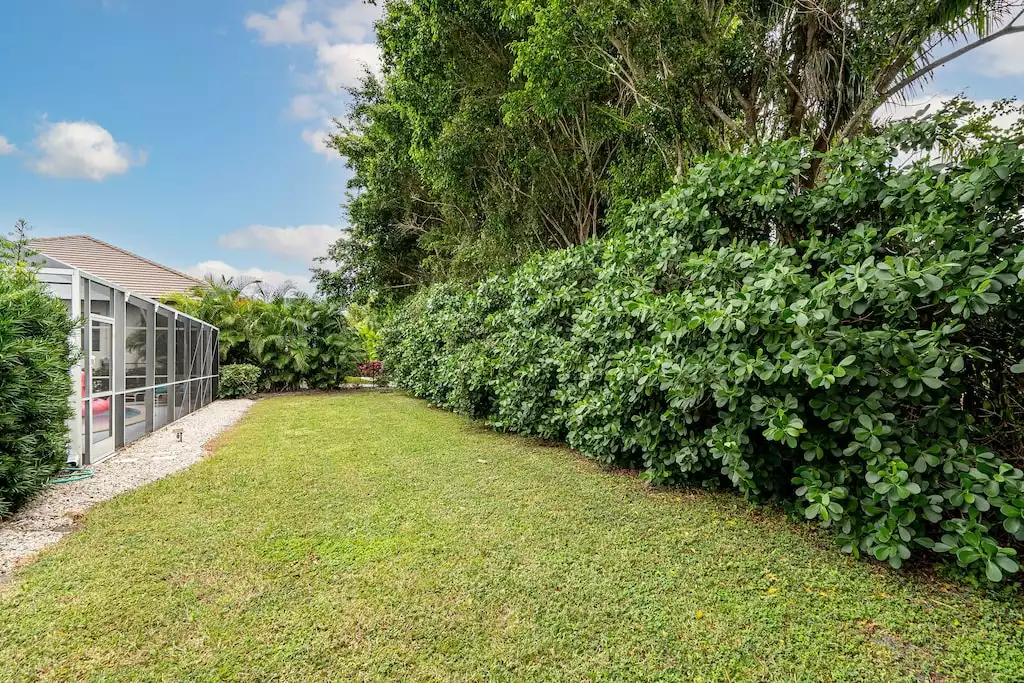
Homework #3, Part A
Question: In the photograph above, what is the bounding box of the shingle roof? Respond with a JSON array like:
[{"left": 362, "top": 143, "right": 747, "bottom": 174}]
[{"left": 28, "top": 235, "right": 206, "bottom": 299}]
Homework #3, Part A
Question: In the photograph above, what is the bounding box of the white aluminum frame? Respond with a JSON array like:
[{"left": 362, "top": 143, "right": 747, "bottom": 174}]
[
  {"left": 35, "top": 257, "right": 220, "bottom": 466},
  {"left": 88, "top": 313, "right": 117, "bottom": 460}
]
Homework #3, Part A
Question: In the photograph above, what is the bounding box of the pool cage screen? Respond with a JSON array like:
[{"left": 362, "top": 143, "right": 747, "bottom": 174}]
[{"left": 35, "top": 257, "right": 219, "bottom": 465}]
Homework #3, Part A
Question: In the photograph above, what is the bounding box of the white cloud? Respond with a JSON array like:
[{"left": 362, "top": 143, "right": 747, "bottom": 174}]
[
  {"left": 301, "top": 127, "right": 335, "bottom": 157},
  {"left": 246, "top": 1, "right": 383, "bottom": 155},
  {"left": 0, "top": 136, "right": 15, "bottom": 155},
  {"left": 316, "top": 41, "right": 380, "bottom": 91},
  {"left": 247, "top": 0, "right": 380, "bottom": 46},
  {"left": 325, "top": 1, "right": 380, "bottom": 43},
  {"left": 31, "top": 121, "right": 143, "bottom": 180},
  {"left": 244, "top": 0, "right": 326, "bottom": 45},
  {"left": 875, "top": 91, "right": 1023, "bottom": 168},
  {"left": 217, "top": 224, "right": 344, "bottom": 262},
  {"left": 289, "top": 93, "right": 327, "bottom": 119},
  {"left": 186, "top": 260, "right": 315, "bottom": 294},
  {"left": 975, "top": 26, "right": 1024, "bottom": 76},
  {"left": 876, "top": 93, "right": 954, "bottom": 123},
  {"left": 878, "top": 92, "right": 1022, "bottom": 129}
]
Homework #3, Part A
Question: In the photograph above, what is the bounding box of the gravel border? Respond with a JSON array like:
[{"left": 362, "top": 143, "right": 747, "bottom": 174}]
[{"left": 0, "top": 398, "right": 254, "bottom": 581}]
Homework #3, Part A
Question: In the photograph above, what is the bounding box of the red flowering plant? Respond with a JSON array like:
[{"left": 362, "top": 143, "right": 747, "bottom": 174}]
[{"left": 358, "top": 361, "right": 384, "bottom": 384}]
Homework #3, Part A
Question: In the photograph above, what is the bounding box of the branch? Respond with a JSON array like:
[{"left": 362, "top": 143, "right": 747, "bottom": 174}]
[
  {"left": 882, "top": 10, "right": 1024, "bottom": 99},
  {"left": 836, "top": 92, "right": 887, "bottom": 149},
  {"left": 703, "top": 97, "right": 746, "bottom": 134}
]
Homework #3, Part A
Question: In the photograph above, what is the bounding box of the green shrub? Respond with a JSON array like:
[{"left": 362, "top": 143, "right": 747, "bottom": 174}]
[
  {"left": 383, "top": 101, "right": 1024, "bottom": 581},
  {"left": 0, "top": 263, "right": 76, "bottom": 517},
  {"left": 218, "top": 364, "right": 262, "bottom": 399}
]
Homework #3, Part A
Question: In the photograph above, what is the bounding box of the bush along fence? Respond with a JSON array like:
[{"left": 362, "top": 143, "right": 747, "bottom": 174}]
[
  {"left": 0, "top": 253, "right": 76, "bottom": 516},
  {"left": 218, "top": 364, "right": 261, "bottom": 399},
  {"left": 382, "top": 102, "right": 1024, "bottom": 582}
]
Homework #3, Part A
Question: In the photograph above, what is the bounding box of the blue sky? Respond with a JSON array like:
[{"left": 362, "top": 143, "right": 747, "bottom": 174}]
[
  {"left": 0, "top": 1, "right": 1021, "bottom": 292},
  {"left": 0, "top": 0, "right": 381, "bottom": 291}
]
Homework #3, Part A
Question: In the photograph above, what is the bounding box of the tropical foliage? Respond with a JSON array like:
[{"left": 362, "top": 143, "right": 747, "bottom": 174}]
[
  {"left": 345, "top": 302, "right": 383, "bottom": 361},
  {"left": 163, "top": 280, "right": 365, "bottom": 392},
  {"left": 0, "top": 224, "right": 76, "bottom": 516},
  {"left": 315, "top": 0, "right": 1024, "bottom": 303},
  {"left": 383, "top": 103, "right": 1024, "bottom": 581}
]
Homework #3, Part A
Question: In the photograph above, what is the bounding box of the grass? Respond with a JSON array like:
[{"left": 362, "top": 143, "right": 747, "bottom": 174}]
[{"left": 1, "top": 392, "right": 1023, "bottom": 681}]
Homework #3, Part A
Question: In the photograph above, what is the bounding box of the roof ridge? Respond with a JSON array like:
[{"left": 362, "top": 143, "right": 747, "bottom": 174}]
[
  {"left": 34, "top": 235, "right": 206, "bottom": 287},
  {"left": 28, "top": 234, "right": 90, "bottom": 242}
]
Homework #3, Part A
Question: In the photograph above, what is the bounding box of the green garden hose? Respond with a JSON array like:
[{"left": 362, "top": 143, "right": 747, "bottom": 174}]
[{"left": 51, "top": 467, "right": 94, "bottom": 484}]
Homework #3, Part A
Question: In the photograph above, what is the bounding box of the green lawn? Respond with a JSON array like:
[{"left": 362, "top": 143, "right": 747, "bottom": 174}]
[{"left": 1, "top": 393, "right": 1023, "bottom": 681}]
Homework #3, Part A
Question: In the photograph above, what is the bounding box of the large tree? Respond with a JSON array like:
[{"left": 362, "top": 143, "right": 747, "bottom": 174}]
[
  {"left": 316, "top": 0, "right": 1024, "bottom": 302},
  {"left": 511, "top": 0, "right": 1024, "bottom": 182}
]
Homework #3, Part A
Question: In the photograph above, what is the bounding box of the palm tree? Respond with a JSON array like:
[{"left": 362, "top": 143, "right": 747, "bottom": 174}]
[{"left": 162, "top": 276, "right": 366, "bottom": 392}]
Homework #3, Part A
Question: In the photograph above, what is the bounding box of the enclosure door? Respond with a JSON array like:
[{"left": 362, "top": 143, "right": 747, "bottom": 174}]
[{"left": 89, "top": 316, "right": 116, "bottom": 461}]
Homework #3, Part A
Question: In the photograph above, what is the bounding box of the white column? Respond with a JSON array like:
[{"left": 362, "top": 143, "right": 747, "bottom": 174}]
[{"left": 68, "top": 271, "right": 83, "bottom": 464}]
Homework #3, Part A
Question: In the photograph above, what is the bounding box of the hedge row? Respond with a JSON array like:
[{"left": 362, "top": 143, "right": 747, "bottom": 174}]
[
  {"left": 382, "top": 103, "right": 1024, "bottom": 581},
  {"left": 0, "top": 262, "right": 75, "bottom": 517}
]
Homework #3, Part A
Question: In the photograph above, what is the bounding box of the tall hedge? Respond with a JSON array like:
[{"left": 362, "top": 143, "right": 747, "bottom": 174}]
[
  {"left": 0, "top": 264, "right": 76, "bottom": 516},
  {"left": 382, "top": 102, "right": 1024, "bottom": 581}
]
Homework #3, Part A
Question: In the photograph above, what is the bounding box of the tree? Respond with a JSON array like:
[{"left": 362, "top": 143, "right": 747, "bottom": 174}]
[
  {"left": 163, "top": 278, "right": 257, "bottom": 365},
  {"left": 0, "top": 220, "right": 34, "bottom": 266},
  {"left": 162, "top": 281, "right": 365, "bottom": 391},
  {"left": 316, "top": 0, "right": 674, "bottom": 302},
  {"left": 315, "top": 0, "right": 1024, "bottom": 299},
  {"left": 511, "top": 0, "right": 1024, "bottom": 182}
]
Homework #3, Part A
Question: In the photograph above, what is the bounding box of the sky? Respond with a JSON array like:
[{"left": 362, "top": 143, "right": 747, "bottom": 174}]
[
  {"left": 0, "top": 0, "right": 382, "bottom": 292},
  {"left": 0, "top": 1, "right": 1022, "bottom": 293}
]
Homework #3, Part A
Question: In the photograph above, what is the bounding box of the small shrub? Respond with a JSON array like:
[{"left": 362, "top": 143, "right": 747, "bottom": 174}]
[
  {"left": 0, "top": 257, "right": 76, "bottom": 516},
  {"left": 383, "top": 102, "right": 1024, "bottom": 581},
  {"left": 358, "top": 361, "right": 383, "bottom": 378},
  {"left": 219, "top": 364, "right": 261, "bottom": 399},
  {"left": 358, "top": 360, "right": 386, "bottom": 388}
]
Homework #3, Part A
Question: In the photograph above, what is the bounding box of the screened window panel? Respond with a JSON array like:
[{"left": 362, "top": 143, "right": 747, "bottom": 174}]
[
  {"left": 125, "top": 298, "right": 149, "bottom": 390},
  {"left": 188, "top": 379, "right": 201, "bottom": 413},
  {"left": 90, "top": 319, "right": 113, "bottom": 395},
  {"left": 154, "top": 385, "right": 171, "bottom": 429},
  {"left": 90, "top": 282, "right": 112, "bottom": 317},
  {"left": 90, "top": 399, "right": 112, "bottom": 444},
  {"left": 124, "top": 394, "right": 147, "bottom": 445},
  {"left": 204, "top": 328, "right": 215, "bottom": 376},
  {"left": 190, "top": 320, "right": 202, "bottom": 379},
  {"left": 155, "top": 310, "right": 170, "bottom": 385},
  {"left": 174, "top": 383, "right": 187, "bottom": 420},
  {"left": 125, "top": 299, "right": 147, "bottom": 327},
  {"left": 40, "top": 272, "right": 73, "bottom": 302},
  {"left": 212, "top": 331, "right": 220, "bottom": 399},
  {"left": 175, "top": 318, "right": 187, "bottom": 382}
]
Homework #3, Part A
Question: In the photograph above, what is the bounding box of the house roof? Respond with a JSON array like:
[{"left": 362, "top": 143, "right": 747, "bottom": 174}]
[{"left": 28, "top": 235, "right": 206, "bottom": 299}]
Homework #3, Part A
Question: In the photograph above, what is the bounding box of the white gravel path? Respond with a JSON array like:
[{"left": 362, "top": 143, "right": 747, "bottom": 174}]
[{"left": 0, "top": 398, "right": 254, "bottom": 580}]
